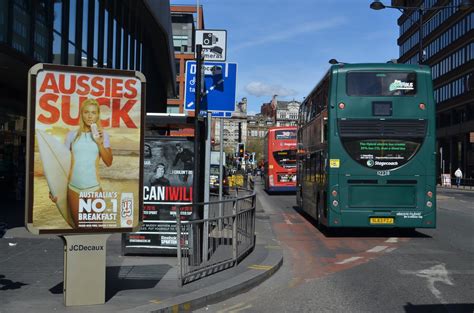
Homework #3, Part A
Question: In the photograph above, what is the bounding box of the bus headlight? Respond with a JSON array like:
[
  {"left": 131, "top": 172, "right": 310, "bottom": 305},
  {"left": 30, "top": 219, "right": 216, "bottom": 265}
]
[
  {"left": 427, "top": 191, "right": 433, "bottom": 198},
  {"left": 332, "top": 190, "right": 338, "bottom": 197},
  {"left": 332, "top": 200, "right": 339, "bottom": 207},
  {"left": 419, "top": 103, "right": 426, "bottom": 110},
  {"left": 426, "top": 201, "right": 433, "bottom": 208},
  {"left": 269, "top": 175, "right": 274, "bottom": 186},
  {"left": 338, "top": 102, "right": 345, "bottom": 109}
]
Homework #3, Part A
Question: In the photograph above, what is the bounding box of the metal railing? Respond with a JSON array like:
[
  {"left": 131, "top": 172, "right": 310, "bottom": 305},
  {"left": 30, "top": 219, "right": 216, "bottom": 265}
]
[
  {"left": 437, "top": 176, "right": 474, "bottom": 190},
  {"left": 176, "top": 187, "right": 256, "bottom": 286}
]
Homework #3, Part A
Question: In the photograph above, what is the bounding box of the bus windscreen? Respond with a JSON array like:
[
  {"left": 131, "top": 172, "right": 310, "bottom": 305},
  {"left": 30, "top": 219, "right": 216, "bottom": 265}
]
[
  {"left": 273, "top": 149, "right": 297, "bottom": 169},
  {"left": 347, "top": 72, "right": 417, "bottom": 96}
]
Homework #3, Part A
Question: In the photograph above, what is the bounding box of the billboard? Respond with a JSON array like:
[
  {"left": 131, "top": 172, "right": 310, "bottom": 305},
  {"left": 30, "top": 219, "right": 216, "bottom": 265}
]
[
  {"left": 26, "top": 64, "right": 145, "bottom": 234},
  {"left": 123, "top": 137, "right": 193, "bottom": 254}
]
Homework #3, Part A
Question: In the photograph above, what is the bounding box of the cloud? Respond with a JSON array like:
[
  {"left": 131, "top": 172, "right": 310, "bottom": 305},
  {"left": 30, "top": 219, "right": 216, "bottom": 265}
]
[
  {"left": 245, "top": 81, "right": 297, "bottom": 97},
  {"left": 232, "top": 17, "right": 346, "bottom": 51}
]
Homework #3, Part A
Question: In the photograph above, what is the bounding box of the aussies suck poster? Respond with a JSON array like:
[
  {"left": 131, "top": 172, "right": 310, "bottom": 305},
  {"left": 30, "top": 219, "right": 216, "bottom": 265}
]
[
  {"left": 124, "top": 137, "right": 193, "bottom": 254},
  {"left": 25, "top": 64, "right": 145, "bottom": 234}
]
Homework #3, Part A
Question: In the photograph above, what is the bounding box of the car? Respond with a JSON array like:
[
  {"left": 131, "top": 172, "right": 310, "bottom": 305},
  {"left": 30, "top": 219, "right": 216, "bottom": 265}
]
[{"left": 209, "top": 165, "right": 230, "bottom": 195}]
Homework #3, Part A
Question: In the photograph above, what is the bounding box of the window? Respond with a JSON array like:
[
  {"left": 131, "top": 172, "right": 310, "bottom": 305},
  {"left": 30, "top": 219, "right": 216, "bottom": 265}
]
[
  {"left": 52, "top": 1, "right": 62, "bottom": 64},
  {"left": 347, "top": 72, "right": 417, "bottom": 96}
]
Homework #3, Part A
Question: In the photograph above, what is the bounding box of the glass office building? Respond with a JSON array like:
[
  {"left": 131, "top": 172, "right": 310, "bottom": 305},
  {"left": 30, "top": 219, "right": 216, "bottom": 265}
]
[
  {"left": 397, "top": 0, "right": 474, "bottom": 179},
  {"left": 0, "top": 0, "right": 176, "bottom": 225}
]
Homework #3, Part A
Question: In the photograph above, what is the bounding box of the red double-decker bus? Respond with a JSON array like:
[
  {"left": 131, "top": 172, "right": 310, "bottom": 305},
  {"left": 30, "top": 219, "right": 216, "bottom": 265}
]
[{"left": 263, "top": 126, "right": 297, "bottom": 192}]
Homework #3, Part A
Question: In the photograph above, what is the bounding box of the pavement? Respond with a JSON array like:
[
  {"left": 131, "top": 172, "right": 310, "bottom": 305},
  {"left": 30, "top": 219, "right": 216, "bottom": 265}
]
[{"left": 0, "top": 184, "right": 283, "bottom": 313}]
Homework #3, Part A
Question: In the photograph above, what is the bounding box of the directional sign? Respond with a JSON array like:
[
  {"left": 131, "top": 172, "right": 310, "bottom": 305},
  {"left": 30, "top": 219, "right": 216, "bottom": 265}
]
[
  {"left": 184, "top": 61, "right": 237, "bottom": 117},
  {"left": 195, "top": 30, "right": 227, "bottom": 61}
]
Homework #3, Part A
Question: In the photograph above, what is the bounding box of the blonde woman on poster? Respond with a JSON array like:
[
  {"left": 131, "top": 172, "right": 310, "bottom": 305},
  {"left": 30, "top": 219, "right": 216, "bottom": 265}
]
[{"left": 50, "top": 99, "right": 113, "bottom": 227}]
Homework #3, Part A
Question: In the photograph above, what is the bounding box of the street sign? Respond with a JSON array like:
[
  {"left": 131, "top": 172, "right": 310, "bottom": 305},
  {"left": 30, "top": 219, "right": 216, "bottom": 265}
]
[
  {"left": 184, "top": 61, "right": 237, "bottom": 117},
  {"left": 195, "top": 30, "right": 227, "bottom": 61}
]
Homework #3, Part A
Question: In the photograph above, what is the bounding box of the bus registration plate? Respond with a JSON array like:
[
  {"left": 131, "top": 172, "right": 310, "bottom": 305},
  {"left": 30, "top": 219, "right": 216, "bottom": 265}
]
[{"left": 370, "top": 217, "right": 394, "bottom": 225}]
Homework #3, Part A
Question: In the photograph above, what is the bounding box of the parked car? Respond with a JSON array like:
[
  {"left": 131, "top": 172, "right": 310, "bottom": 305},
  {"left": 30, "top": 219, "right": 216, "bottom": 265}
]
[{"left": 209, "top": 165, "right": 230, "bottom": 195}]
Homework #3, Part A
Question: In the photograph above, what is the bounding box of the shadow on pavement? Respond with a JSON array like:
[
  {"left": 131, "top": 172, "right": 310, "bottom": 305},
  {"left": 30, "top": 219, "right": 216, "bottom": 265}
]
[
  {"left": 404, "top": 302, "right": 474, "bottom": 313},
  {"left": 0, "top": 274, "right": 28, "bottom": 290},
  {"left": 49, "top": 264, "right": 172, "bottom": 301},
  {"left": 292, "top": 206, "right": 432, "bottom": 239}
]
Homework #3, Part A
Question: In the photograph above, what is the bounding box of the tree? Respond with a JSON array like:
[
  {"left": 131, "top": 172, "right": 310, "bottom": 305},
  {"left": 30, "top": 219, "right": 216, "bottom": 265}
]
[{"left": 246, "top": 137, "right": 264, "bottom": 165}]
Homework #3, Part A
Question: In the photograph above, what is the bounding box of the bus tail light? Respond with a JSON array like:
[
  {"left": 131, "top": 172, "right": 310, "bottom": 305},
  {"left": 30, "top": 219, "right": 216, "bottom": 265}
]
[
  {"left": 419, "top": 103, "right": 426, "bottom": 110},
  {"left": 427, "top": 191, "right": 433, "bottom": 198},
  {"left": 338, "top": 102, "right": 345, "bottom": 109},
  {"left": 332, "top": 190, "right": 337, "bottom": 197},
  {"left": 426, "top": 201, "right": 433, "bottom": 208}
]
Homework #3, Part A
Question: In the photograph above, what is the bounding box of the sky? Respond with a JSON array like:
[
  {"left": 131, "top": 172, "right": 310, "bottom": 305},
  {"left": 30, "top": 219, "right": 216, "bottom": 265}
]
[{"left": 171, "top": 0, "right": 402, "bottom": 115}]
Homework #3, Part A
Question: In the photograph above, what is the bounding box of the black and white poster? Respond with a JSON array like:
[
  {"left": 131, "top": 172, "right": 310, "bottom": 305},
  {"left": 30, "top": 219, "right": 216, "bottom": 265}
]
[{"left": 123, "top": 137, "right": 194, "bottom": 254}]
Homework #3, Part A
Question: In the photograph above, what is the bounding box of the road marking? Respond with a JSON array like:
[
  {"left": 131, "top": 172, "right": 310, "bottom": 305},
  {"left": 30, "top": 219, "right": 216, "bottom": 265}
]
[
  {"left": 405, "top": 263, "right": 454, "bottom": 304},
  {"left": 149, "top": 299, "right": 162, "bottom": 304},
  {"left": 335, "top": 256, "right": 363, "bottom": 264},
  {"left": 385, "top": 247, "right": 397, "bottom": 253},
  {"left": 248, "top": 264, "right": 273, "bottom": 270},
  {"left": 385, "top": 237, "right": 398, "bottom": 243},
  {"left": 400, "top": 270, "right": 474, "bottom": 275},
  {"left": 285, "top": 219, "right": 292, "bottom": 225},
  {"left": 217, "top": 302, "right": 252, "bottom": 313},
  {"left": 265, "top": 245, "right": 282, "bottom": 249},
  {"left": 366, "top": 246, "right": 388, "bottom": 253}
]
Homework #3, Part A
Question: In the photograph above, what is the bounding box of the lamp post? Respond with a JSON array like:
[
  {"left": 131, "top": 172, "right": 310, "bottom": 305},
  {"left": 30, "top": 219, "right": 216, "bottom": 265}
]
[{"left": 370, "top": 0, "right": 472, "bottom": 64}]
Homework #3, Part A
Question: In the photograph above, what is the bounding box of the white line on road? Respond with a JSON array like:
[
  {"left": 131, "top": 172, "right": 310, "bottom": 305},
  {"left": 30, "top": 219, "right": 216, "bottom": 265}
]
[
  {"left": 385, "top": 247, "right": 397, "bottom": 253},
  {"left": 217, "top": 302, "right": 253, "bottom": 313},
  {"left": 385, "top": 237, "right": 398, "bottom": 243},
  {"left": 335, "top": 256, "right": 363, "bottom": 264},
  {"left": 366, "top": 246, "right": 388, "bottom": 253}
]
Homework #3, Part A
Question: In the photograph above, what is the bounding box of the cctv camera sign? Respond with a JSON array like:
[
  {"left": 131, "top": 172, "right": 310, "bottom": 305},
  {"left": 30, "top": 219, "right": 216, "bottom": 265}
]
[{"left": 195, "top": 30, "right": 227, "bottom": 61}]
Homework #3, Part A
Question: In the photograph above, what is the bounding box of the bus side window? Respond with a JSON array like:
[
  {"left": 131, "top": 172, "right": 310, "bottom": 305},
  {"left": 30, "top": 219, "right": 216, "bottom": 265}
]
[{"left": 322, "top": 118, "right": 328, "bottom": 143}]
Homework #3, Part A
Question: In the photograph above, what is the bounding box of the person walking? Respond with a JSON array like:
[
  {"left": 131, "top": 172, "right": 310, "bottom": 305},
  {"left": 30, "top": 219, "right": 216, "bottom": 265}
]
[{"left": 454, "top": 168, "right": 463, "bottom": 188}]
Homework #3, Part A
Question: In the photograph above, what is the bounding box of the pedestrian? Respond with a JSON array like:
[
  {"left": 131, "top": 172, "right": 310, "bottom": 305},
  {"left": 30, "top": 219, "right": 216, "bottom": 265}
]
[{"left": 454, "top": 168, "right": 462, "bottom": 187}]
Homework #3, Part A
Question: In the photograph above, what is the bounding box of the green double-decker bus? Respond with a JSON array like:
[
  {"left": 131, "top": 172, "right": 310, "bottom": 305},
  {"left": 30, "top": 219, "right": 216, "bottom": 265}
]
[{"left": 296, "top": 63, "right": 436, "bottom": 228}]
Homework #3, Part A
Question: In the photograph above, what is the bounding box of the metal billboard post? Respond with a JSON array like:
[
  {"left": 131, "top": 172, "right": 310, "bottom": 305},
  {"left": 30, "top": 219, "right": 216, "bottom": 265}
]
[{"left": 218, "top": 118, "right": 224, "bottom": 230}]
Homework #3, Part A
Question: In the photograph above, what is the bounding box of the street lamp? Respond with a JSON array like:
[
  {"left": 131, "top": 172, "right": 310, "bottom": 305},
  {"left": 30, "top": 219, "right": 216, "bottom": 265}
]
[{"left": 370, "top": 0, "right": 473, "bottom": 64}]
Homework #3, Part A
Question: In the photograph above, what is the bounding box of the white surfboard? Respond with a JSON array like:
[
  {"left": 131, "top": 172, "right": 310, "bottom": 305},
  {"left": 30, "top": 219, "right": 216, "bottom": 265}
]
[{"left": 36, "top": 130, "right": 74, "bottom": 227}]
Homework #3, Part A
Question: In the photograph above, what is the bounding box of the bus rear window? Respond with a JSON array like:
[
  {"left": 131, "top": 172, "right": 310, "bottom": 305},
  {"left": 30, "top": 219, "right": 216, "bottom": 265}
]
[
  {"left": 273, "top": 149, "right": 297, "bottom": 169},
  {"left": 347, "top": 72, "right": 416, "bottom": 96},
  {"left": 275, "top": 130, "right": 296, "bottom": 140}
]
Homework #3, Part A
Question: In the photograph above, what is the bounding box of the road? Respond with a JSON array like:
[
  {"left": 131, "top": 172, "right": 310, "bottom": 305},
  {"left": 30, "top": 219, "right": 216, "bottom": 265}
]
[{"left": 197, "top": 178, "right": 474, "bottom": 313}]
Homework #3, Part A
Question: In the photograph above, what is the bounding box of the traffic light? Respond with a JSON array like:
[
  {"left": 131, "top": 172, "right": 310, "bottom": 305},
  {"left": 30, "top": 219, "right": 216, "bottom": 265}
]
[{"left": 238, "top": 143, "right": 245, "bottom": 158}]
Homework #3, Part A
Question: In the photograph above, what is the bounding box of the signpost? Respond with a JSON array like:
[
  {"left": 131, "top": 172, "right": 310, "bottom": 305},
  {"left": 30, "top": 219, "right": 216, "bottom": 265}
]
[
  {"left": 195, "top": 30, "right": 227, "bottom": 61},
  {"left": 184, "top": 61, "right": 237, "bottom": 117}
]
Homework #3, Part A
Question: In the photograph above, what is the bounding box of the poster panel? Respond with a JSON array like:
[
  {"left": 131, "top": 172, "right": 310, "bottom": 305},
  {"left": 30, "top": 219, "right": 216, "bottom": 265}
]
[
  {"left": 123, "top": 137, "right": 193, "bottom": 254},
  {"left": 26, "top": 64, "right": 145, "bottom": 234}
]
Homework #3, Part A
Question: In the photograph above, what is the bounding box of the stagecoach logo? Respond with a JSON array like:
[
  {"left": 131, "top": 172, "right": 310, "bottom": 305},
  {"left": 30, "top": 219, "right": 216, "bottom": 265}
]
[
  {"left": 367, "top": 160, "right": 375, "bottom": 167},
  {"left": 389, "top": 80, "right": 414, "bottom": 91}
]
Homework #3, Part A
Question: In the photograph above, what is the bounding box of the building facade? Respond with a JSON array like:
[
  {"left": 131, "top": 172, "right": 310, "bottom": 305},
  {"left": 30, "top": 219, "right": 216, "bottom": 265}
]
[
  {"left": 214, "top": 98, "right": 247, "bottom": 153},
  {"left": 396, "top": 0, "right": 474, "bottom": 178},
  {"left": 0, "top": 0, "right": 176, "bottom": 223},
  {"left": 259, "top": 95, "right": 300, "bottom": 126},
  {"left": 275, "top": 100, "right": 300, "bottom": 126},
  {"left": 247, "top": 114, "right": 274, "bottom": 139},
  {"left": 168, "top": 5, "right": 204, "bottom": 114}
]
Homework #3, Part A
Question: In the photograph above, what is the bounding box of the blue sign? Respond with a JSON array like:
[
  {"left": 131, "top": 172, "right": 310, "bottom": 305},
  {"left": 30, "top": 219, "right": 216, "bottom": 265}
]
[{"left": 184, "top": 61, "right": 237, "bottom": 116}]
